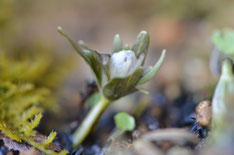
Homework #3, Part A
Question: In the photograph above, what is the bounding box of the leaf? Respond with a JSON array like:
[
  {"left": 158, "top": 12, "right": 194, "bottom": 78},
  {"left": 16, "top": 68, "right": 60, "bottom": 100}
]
[
  {"left": 78, "top": 40, "right": 111, "bottom": 78},
  {"left": 113, "top": 34, "right": 123, "bottom": 53},
  {"left": 212, "top": 29, "right": 234, "bottom": 55},
  {"left": 58, "top": 26, "right": 89, "bottom": 62},
  {"left": 132, "top": 31, "right": 150, "bottom": 60},
  {"left": 77, "top": 40, "right": 94, "bottom": 51},
  {"left": 83, "top": 49, "right": 105, "bottom": 87},
  {"left": 58, "top": 26, "right": 107, "bottom": 88},
  {"left": 137, "top": 49, "right": 166, "bottom": 85},
  {"left": 114, "top": 112, "right": 135, "bottom": 131}
]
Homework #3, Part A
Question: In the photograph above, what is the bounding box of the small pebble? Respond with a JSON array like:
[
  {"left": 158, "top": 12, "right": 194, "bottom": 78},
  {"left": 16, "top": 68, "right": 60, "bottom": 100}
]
[{"left": 196, "top": 100, "right": 212, "bottom": 127}]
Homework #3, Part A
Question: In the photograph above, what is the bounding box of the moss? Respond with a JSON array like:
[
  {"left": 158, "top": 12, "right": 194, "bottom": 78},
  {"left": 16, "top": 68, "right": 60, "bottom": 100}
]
[{"left": 0, "top": 53, "right": 70, "bottom": 154}]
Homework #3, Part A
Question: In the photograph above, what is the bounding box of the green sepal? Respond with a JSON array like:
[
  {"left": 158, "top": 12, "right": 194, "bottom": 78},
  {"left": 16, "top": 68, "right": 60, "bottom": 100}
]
[
  {"left": 102, "top": 68, "right": 143, "bottom": 100},
  {"left": 82, "top": 49, "right": 106, "bottom": 87},
  {"left": 132, "top": 31, "right": 150, "bottom": 60},
  {"left": 100, "top": 54, "right": 111, "bottom": 83},
  {"left": 136, "top": 87, "right": 149, "bottom": 94},
  {"left": 136, "top": 49, "right": 166, "bottom": 86},
  {"left": 58, "top": 26, "right": 108, "bottom": 88},
  {"left": 113, "top": 34, "right": 123, "bottom": 53}
]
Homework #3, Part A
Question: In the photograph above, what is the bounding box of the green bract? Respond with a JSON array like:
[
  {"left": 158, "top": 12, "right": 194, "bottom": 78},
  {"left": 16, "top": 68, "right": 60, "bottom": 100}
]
[{"left": 58, "top": 27, "right": 166, "bottom": 100}]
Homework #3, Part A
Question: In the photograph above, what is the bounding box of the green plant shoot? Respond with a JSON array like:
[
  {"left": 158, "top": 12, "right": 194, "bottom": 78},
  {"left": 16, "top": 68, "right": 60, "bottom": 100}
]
[{"left": 58, "top": 26, "right": 166, "bottom": 148}]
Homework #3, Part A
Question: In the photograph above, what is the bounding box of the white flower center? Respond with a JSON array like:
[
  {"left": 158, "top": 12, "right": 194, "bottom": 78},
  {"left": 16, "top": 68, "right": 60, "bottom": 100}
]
[{"left": 110, "top": 50, "right": 137, "bottom": 77}]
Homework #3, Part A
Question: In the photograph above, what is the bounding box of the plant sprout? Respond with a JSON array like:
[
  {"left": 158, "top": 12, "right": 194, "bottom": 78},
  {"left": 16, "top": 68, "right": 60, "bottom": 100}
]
[
  {"left": 58, "top": 26, "right": 166, "bottom": 148},
  {"left": 210, "top": 58, "right": 234, "bottom": 146},
  {"left": 212, "top": 59, "right": 234, "bottom": 121}
]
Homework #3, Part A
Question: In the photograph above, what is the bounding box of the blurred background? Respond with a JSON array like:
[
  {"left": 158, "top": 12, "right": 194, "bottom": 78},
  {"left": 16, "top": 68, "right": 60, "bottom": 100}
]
[{"left": 1, "top": 0, "right": 234, "bottom": 130}]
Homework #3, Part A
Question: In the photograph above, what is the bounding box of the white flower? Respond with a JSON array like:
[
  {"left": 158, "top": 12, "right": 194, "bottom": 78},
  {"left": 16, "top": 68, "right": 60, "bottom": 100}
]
[
  {"left": 58, "top": 27, "right": 166, "bottom": 100},
  {"left": 110, "top": 50, "right": 137, "bottom": 77}
]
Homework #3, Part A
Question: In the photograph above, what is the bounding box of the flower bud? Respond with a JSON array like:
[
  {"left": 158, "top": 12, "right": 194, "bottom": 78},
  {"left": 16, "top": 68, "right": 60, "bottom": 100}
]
[
  {"left": 113, "top": 34, "right": 123, "bottom": 53},
  {"left": 59, "top": 28, "right": 166, "bottom": 101},
  {"left": 132, "top": 31, "right": 149, "bottom": 58},
  {"left": 109, "top": 50, "right": 137, "bottom": 77}
]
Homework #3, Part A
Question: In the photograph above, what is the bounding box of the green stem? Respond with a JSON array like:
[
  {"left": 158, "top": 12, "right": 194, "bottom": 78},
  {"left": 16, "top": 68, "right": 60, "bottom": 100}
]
[{"left": 72, "top": 96, "right": 112, "bottom": 148}]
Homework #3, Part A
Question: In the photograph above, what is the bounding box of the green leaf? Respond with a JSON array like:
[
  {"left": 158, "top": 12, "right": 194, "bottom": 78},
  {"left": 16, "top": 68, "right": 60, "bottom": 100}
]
[
  {"left": 137, "top": 49, "right": 166, "bottom": 85},
  {"left": 132, "top": 31, "right": 150, "bottom": 59},
  {"left": 77, "top": 40, "right": 93, "bottom": 51},
  {"left": 82, "top": 49, "right": 104, "bottom": 87},
  {"left": 212, "top": 29, "right": 234, "bottom": 55},
  {"left": 58, "top": 26, "right": 107, "bottom": 88},
  {"left": 113, "top": 34, "right": 123, "bottom": 53},
  {"left": 58, "top": 26, "right": 89, "bottom": 62},
  {"left": 114, "top": 112, "right": 135, "bottom": 131}
]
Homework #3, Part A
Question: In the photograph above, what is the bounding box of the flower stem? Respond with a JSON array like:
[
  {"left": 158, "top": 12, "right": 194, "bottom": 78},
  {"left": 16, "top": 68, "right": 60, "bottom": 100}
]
[{"left": 72, "top": 96, "right": 112, "bottom": 148}]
